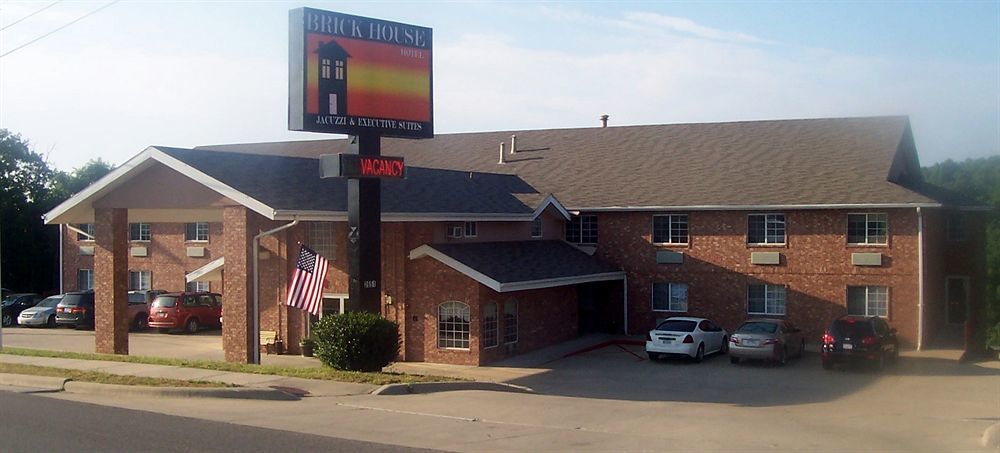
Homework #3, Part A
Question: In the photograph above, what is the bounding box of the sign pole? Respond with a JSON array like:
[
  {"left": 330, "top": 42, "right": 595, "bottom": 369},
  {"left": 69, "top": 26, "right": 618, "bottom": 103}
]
[{"left": 347, "top": 133, "right": 382, "bottom": 313}]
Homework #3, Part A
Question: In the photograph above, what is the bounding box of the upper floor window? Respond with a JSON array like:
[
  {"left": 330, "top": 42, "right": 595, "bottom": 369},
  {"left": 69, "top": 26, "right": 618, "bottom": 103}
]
[
  {"left": 464, "top": 221, "right": 478, "bottom": 238},
  {"left": 185, "top": 222, "right": 209, "bottom": 242},
  {"left": 129, "top": 270, "right": 151, "bottom": 291},
  {"left": 652, "top": 282, "right": 688, "bottom": 312},
  {"left": 652, "top": 214, "right": 688, "bottom": 244},
  {"left": 747, "top": 213, "right": 785, "bottom": 245},
  {"left": 129, "top": 223, "right": 150, "bottom": 241},
  {"left": 76, "top": 223, "right": 94, "bottom": 241},
  {"left": 847, "top": 286, "right": 888, "bottom": 317},
  {"left": 947, "top": 213, "right": 967, "bottom": 242},
  {"left": 309, "top": 222, "right": 336, "bottom": 260},
  {"left": 334, "top": 60, "right": 345, "bottom": 80},
  {"left": 320, "top": 58, "right": 331, "bottom": 79},
  {"left": 566, "top": 215, "right": 598, "bottom": 244},
  {"left": 847, "top": 213, "right": 887, "bottom": 245},
  {"left": 531, "top": 218, "right": 543, "bottom": 238},
  {"left": 483, "top": 302, "right": 498, "bottom": 348},
  {"left": 438, "top": 301, "right": 470, "bottom": 349},
  {"left": 747, "top": 284, "right": 786, "bottom": 315}
]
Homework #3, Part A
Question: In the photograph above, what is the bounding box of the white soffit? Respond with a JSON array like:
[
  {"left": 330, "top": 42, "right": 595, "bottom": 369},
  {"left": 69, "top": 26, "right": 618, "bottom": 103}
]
[{"left": 186, "top": 257, "right": 225, "bottom": 283}]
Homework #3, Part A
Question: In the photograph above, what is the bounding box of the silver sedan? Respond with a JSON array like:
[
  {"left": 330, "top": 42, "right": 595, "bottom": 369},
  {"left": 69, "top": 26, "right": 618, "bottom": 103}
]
[
  {"left": 17, "top": 295, "right": 63, "bottom": 327},
  {"left": 728, "top": 318, "right": 805, "bottom": 365}
]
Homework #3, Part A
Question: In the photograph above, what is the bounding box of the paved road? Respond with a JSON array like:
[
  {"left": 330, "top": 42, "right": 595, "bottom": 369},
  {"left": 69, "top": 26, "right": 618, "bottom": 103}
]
[{"left": 0, "top": 390, "right": 439, "bottom": 453}]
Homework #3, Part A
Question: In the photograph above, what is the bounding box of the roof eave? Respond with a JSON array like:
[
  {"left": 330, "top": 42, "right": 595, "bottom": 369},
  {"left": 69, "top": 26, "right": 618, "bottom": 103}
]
[{"left": 567, "top": 203, "right": 942, "bottom": 212}]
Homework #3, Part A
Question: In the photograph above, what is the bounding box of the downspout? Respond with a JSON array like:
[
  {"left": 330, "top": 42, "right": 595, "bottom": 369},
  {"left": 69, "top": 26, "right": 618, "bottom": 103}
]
[
  {"left": 917, "top": 207, "right": 924, "bottom": 351},
  {"left": 623, "top": 274, "right": 629, "bottom": 336},
  {"left": 252, "top": 218, "right": 299, "bottom": 365},
  {"left": 59, "top": 224, "right": 64, "bottom": 294}
]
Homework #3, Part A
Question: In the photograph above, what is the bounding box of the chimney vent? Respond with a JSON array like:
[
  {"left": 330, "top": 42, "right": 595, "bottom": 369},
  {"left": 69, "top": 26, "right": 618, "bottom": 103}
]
[
  {"left": 510, "top": 134, "right": 517, "bottom": 154},
  {"left": 498, "top": 142, "right": 506, "bottom": 164},
  {"left": 600, "top": 114, "right": 609, "bottom": 128}
]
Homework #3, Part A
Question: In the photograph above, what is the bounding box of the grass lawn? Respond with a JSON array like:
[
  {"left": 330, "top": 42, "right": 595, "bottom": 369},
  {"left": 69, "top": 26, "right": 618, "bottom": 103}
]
[
  {"left": 0, "top": 347, "right": 456, "bottom": 385},
  {"left": 0, "top": 362, "right": 234, "bottom": 387}
]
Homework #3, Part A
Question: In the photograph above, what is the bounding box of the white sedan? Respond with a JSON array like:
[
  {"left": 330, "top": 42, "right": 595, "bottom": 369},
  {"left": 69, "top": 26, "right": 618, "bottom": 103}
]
[{"left": 646, "top": 317, "right": 729, "bottom": 362}]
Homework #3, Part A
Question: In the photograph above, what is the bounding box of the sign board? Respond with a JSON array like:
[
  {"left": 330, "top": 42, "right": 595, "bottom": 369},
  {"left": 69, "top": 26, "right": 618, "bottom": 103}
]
[
  {"left": 320, "top": 153, "right": 405, "bottom": 179},
  {"left": 289, "top": 8, "right": 433, "bottom": 138}
]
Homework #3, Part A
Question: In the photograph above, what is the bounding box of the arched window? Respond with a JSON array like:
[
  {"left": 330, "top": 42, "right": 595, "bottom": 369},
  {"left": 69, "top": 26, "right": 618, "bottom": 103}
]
[
  {"left": 438, "top": 301, "right": 470, "bottom": 349},
  {"left": 483, "top": 302, "right": 498, "bottom": 348}
]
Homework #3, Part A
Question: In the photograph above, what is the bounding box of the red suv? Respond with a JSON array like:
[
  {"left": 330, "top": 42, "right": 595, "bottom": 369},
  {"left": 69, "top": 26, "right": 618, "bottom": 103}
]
[{"left": 148, "top": 292, "right": 222, "bottom": 334}]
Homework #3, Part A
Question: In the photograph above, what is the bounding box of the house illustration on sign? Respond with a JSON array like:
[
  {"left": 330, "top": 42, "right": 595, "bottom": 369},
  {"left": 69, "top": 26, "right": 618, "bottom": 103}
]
[{"left": 316, "top": 39, "right": 350, "bottom": 116}]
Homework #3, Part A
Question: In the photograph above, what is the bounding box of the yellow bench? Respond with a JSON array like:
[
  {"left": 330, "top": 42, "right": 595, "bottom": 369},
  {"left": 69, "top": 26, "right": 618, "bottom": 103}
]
[{"left": 260, "top": 330, "right": 281, "bottom": 354}]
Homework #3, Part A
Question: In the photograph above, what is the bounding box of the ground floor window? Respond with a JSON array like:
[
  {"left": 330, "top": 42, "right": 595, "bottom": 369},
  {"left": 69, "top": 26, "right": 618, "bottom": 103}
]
[
  {"left": 129, "top": 271, "right": 151, "bottom": 291},
  {"left": 747, "top": 284, "right": 786, "bottom": 315},
  {"left": 503, "top": 300, "right": 518, "bottom": 344},
  {"left": 308, "top": 296, "right": 347, "bottom": 325},
  {"left": 438, "top": 301, "right": 470, "bottom": 349},
  {"left": 652, "top": 282, "right": 688, "bottom": 312},
  {"left": 847, "top": 286, "right": 888, "bottom": 317},
  {"left": 78, "top": 269, "right": 94, "bottom": 290},
  {"left": 483, "top": 302, "right": 498, "bottom": 348},
  {"left": 186, "top": 281, "right": 209, "bottom": 292}
]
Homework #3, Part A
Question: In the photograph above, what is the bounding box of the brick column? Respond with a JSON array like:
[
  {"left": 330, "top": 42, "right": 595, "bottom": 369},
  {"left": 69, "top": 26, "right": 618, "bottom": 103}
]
[
  {"left": 94, "top": 208, "right": 129, "bottom": 355},
  {"left": 223, "top": 206, "right": 254, "bottom": 363}
]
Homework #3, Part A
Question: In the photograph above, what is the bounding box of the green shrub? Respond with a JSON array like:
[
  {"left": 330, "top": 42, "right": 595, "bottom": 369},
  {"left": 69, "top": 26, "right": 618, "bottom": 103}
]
[
  {"left": 311, "top": 311, "right": 400, "bottom": 372},
  {"left": 986, "top": 321, "right": 1000, "bottom": 350}
]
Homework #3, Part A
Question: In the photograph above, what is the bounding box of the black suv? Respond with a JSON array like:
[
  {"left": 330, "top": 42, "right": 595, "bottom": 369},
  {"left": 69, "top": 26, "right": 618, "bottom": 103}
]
[
  {"left": 56, "top": 291, "right": 96, "bottom": 329},
  {"left": 2, "top": 293, "right": 42, "bottom": 327},
  {"left": 821, "top": 316, "right": 898, "bottom": 370}
]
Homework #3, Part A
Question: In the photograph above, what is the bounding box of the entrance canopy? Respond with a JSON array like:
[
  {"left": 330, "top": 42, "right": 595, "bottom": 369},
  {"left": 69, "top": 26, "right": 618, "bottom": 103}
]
[
  {"left": 186, "top": 257, "right": 225, "bottom": 283},
  {"left": 409, "top": 240, "right": 625, "bottom": 292}
]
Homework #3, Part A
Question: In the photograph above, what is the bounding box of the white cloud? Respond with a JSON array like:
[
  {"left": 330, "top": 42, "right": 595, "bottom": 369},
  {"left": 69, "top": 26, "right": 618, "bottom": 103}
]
[{"left": 621, "top": 12, "right": 777, "bottom": 45}]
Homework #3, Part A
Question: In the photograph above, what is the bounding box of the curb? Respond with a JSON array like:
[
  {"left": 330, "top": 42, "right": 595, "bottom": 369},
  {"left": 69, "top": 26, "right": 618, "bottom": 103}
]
[
  {"left": 0, "top": 374, "right": 70, "bottom": 391},
  {"left": 982, "top": 422, "right": 1000, "bottom": 448},
  {"left": 0, "top": 373, "right": 298, "bottom": 401},
  {"left": 372, "top": 381, "right": 535, "bottom": 396}
]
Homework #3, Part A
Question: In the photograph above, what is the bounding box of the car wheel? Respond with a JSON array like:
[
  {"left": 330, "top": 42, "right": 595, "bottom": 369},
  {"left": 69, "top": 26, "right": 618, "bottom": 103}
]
[
  {"left": 47, "top": 315, "right": 57, "bottom": 328},
  {"left": 720, "top": 337, "right": 729, "bottom": 354},
  {"left": 133, "top": 314, "right": 148, "bottom": 332},
  {"left": 185, "top": 318, "right": 199, "bottom": 334},
  {"left": 730, "top": 356, "right": 740, "bottom": 365},
  {"left": 1, "top": 314, "right": 12, "bottom": 327},
  {"left": 694, "top": 344, "right": 705, "bottom": 363},
  {"left": 821, "top": 358, "right": 833, "bottom": 370},
  {"left": 777, "top": 347, "right": 788, "bottom": 366},
  {"left": 647, "top": 352, "right": 659, "bottom": 361}
]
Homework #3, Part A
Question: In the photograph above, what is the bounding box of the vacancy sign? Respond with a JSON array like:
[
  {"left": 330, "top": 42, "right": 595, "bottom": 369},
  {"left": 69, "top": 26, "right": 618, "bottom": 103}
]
[{"left": 289, "top": 8, "right": 433, "bottom": 138}]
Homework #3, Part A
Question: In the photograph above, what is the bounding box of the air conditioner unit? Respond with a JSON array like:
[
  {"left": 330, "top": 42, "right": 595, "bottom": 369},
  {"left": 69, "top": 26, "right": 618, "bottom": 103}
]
[{"left": 447, "top": 226, "right": 463, "bottom": 238}]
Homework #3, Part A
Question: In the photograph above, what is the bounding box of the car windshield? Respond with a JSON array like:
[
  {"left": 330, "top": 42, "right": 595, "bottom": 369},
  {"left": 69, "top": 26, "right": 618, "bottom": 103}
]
[
  {"left": 60, "top": 294, "right": 87, "bottom": 306},
  {"left": 1, "top": 297, "right": 15, "bottom": 307},
  {"left": 832, "top": 319, "right": 874, "bottom": 337},
  {"left": 737, "top": 322, "right": 778, "bottom": 334},
  {"left": 655, "top": 320, "right": 697, "bottom": 332},
  {"left": 36, "top": 297, "right": 61, "bottom": 308},
  {"left": 152, "top": 296, "right": 177, "bottom": 308}
]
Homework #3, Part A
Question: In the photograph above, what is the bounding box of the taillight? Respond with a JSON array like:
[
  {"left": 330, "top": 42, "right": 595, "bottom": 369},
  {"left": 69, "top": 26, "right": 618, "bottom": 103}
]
[
  {"left": 762, "top": 338, "right": 779, "bottom": 345},
  {"left": 648, "top": 332, "right": 654, "bottom": 341},
  {"left": 70, "top": 307, "right": 85, "bottom": 314},
  {"left": 730, "top": 336, "right": 739, "bottom": 344},
  {"left": 682, "top": 335, "right": 694, "bottom": 344},
  {"left": 822, "top": 333, "right": 835, "bottom": 345},
  {"left": 862, "top": 336, "right": 877, "bottom": 346}
]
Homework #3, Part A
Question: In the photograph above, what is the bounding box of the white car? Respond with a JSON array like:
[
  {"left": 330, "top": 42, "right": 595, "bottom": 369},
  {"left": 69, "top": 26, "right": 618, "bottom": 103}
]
[
  {"left": 646, "top": 317, "right": 729, "bottom": 362},
  {"left": 17, "top": 295, "right": 63, "bottom": 327}
]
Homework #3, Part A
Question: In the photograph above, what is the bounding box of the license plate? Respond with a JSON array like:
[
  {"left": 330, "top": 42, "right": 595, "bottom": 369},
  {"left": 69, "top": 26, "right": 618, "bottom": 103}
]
[
  {"left": 742, "top": 339, "right": 759, "bottom": 347},
  {"left": 661, "top": 339, "right": 672, "bottom": 344},
  {"left": 159, "top": 312, "right": 167, "bottom": 318},
  {"left": 843, "top": 344, "right": 853, "bottom": 350}
]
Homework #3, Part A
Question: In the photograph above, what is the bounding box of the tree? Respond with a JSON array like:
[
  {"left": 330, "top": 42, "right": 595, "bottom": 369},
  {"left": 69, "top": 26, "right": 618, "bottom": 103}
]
[{"left": 49, "top": 159, "right": 115, "bottom": 201}]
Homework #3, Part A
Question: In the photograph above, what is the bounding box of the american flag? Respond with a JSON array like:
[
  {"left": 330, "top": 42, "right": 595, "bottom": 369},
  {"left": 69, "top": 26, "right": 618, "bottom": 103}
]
[{"left": 285, "top": 245, "right": 329, "bottom": 316}]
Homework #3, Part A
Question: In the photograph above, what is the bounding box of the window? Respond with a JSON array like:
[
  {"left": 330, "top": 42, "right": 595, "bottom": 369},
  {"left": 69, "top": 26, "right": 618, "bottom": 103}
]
[
  {"left": 483, "top": 302, "right": 498, "bottom": 348},
  {"left": 309, "top": 222, "right": 336, "bottom": 261},
  {"left": 566, "top": 215, "right": 598, "bottom": 244},
  {"left": 76, "top": 223, "right": 94, "bottom": 241},
  {"left": 747, "top": 284, "right": 786, "bottom": 315},
  {"left": 328, "top": 93, "right": 338, "bottom": 115},
  {"left": 129, "top": 271, "right": 151, "bottom": 291},
  {"left": 748, "top": 214, "right": 786, "bottom": 244},
  {"left": 503, "top": 300, "right": 518, "bottom": 344},
  {"left": 185, "top": 222, "right": 209, "bottom": 242},
  {"left": 947, "top": 214, "right": 967, "bottom": 242},
  {"left": 129, "top": 223, "right": 150, "bottom": 241},
  {"left": 437, "top": 301, "right": 470, "bottom": 349},
  {"left": 652, "top": 282, "right": 689, "bottom": 312},
  {"left": 531, "top": 218, "right": 543, "bottom": 238},
  {"left": 335, "top": 60, "right": 345, "bottom": 80},
  {"left": 847, "top": 213, "right": 887, "bottom": 245},
  {"left": 464, "top": 221, "right": 477, "bottom": 238},
  {"left": 321, "top": 58, "right": 331, "bottom": 79},
  {"left": 652, "top": 215, "right": 688, "bottom": 244},
  {"left": 78, "top": 269, "right": 94, "bottom": 291},
  {"left": 847, "top": 286, "right": 888, "bottom": 317},
  {"left": 186, "top": 281, "right": 209, "bottom": 292}
]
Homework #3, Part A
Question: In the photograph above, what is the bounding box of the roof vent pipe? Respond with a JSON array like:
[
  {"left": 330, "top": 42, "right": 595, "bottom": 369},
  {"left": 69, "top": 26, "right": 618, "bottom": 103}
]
[
  {"left": 600, "top": 114, "right": 609, "bottom": 128},
  {"left": 498, "top": 142, "right": 505, "bottom": 164},
  {"left": 510, "top": 135, "right": 517, "bottom": 154}
]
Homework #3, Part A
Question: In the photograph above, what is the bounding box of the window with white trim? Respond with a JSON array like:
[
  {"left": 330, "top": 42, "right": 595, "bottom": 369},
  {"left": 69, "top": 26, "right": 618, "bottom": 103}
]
[
  {"left": 531, "top": 218, "right": 543, "bottom": 238},
  {"left": 652, "top": 282, "right": 688, "bottom": 312},
  {"left": 129, "top": 223, "right": 150, "bottom": 241},
  {"left": 464, "top": 221, "right": 477, "bottom": 238},
  {"left": 847, "top": 213, "right": 887, "bottom": 245},
  {"left": 76, "top": 223, "right": 94, "bottom": 241},
  {"left": 334, "top": 59, "right": 345, "bottom": 80},
  {"left": 747, "top": 213, "right": 785, "bottom": 244},
  {"left": 321, "top": 58, "right": 331, "bottom": 79},
  {"left": 652, "top": 214, "right": 688, "bottom": 244},
  {"left": 503, "top": 300, "right": 518, "bottom": 344},
  {"left": 847, "top": 286, "right": 888, "bottom": 317},
  {"left": 566, "top": 215, "right": 598, "bottom": 244},
  {"left": 747, "top": 284, "right": 786, "bottom": 315},
  {"left": 184, "top": 222, "right": 209, "bottom": 241},
  {"left": 309, "top": 222, "right": 336, "bottom": 261},
  {"left": 483, "top": 302, "right": 498, "bottom": 348},
  {"left": 78, "top": 269, "right": 94, "bottom": 291},
  {"left": 438, "top": 301, "right": 470, "bottom": 349},
  {"left": 129, "top": 271, "right": 151, "bottom": 291},
  {"left": 186, "top": 281, "right": 209, "bottom": 292}
]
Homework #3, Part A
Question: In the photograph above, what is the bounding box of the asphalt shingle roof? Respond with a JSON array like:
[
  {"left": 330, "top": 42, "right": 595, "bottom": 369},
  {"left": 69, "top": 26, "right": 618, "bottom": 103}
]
[{"left": 425, "top": 241, "right": 623, "bottom": 284}]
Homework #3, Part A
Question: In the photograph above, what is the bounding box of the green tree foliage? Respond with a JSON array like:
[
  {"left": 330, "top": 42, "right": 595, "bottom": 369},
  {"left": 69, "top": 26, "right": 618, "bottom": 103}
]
[
  {"left": 923, "top": 156, "right": 1000, "bottom": 344},
  {"left": 50, "top": 158, "right": 115, "bottom": 200},
  {"left": 311, "top": 312, "right": 400, "bottom": 372}
]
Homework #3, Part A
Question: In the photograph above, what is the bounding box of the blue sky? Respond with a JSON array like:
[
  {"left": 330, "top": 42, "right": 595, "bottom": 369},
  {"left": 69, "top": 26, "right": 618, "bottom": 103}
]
[{"left": 1, "top": 1, "right": 997, "bottom": 171}]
